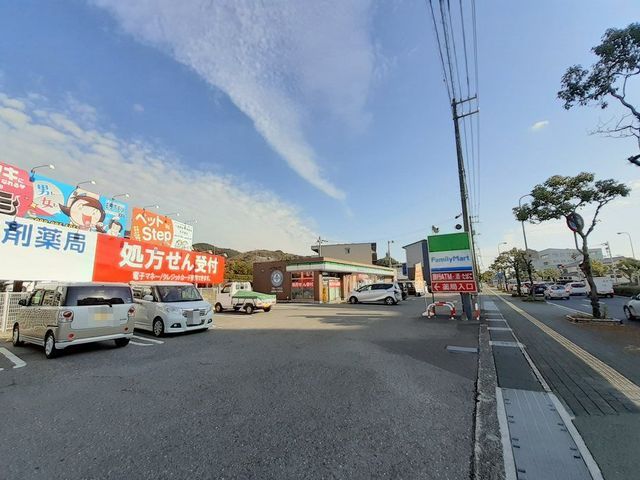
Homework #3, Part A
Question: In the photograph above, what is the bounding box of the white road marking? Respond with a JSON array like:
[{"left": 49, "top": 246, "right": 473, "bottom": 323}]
[
  {"left": 549, "top": 393, "right": 604, "bottom": 480},
  {"left": 132, "top": 335, "right": 164, "bottom": 344},
  {"left": 495, "top": 387, "right": 517, "bottom": 480},
  {"left": 488, "top": 326, "right": 512, "bottom": 331},
  {"left": 0, "top": 347, "right": 26, "bottom": 368},
  {"left": 547, "top": 302, "right": 621, "bottom": 322},
  {"left": 495, "top": 292, "right": 640, "bottom": 406},
  {"left": 130, "top": 341, "right": 153, "bottom": 347}
]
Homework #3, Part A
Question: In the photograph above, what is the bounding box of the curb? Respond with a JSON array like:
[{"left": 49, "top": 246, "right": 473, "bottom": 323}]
[{"left": 472, "top": 297, "right": 505, "bottom": 480}]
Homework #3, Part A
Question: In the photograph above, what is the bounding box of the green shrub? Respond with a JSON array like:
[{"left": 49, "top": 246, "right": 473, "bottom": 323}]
[{"left": 613, "top": 285, "right": 640, "bottom": 297}]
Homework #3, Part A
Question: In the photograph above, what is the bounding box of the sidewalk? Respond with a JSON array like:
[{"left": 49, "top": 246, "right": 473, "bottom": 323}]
[{"left": 477, "top": 290, "right": 640, "bottom": 480}]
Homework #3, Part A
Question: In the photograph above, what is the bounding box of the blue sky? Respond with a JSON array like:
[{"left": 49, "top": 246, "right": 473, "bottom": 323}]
[{"left": 0, "top": 0, "right": 638, "bottom": 263}]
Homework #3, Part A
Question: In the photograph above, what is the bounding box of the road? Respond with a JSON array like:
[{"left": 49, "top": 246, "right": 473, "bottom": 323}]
[
  {"left": 0, "top": 297, "right": 478, "bottom": 480},
  {"left": 484, "top": 290, "right": 640, "bottom": 480}
]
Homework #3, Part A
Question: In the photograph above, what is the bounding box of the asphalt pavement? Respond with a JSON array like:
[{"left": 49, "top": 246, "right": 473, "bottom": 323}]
[{"left": 0, "top": 297, "right": 479, "bottom": 480}]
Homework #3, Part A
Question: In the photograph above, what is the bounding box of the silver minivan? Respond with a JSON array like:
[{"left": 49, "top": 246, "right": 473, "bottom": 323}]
[
  {"left": 12, "top": 282, "right": 135, "bottom": 358},
  {"left": 131, "top": 282, "right": 213, "bottom": 337}
]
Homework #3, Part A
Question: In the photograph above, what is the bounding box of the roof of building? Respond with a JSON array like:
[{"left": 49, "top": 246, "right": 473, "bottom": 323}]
[
  {"left": 402, "top": 239, "right": 427, "bottom": 249},
  {"left": 257, "top": 256, "right": 394, "bottom": 276}
]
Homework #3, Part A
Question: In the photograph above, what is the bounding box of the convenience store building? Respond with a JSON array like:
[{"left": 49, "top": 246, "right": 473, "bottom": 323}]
[{"left": 252, "top": 257, "right": 395, "bottom": 303}]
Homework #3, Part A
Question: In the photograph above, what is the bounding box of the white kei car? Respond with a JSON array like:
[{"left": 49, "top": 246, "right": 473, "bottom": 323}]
[
  {"left": 348, "top": 283, "right": 402, "bottom": 305},
  {"left": 623, "top": 294, "right": 640, "bottom": 321},
  {"left": 565, "top": 282, "right": 588, "bottom": 296},
  {"left": 544, "top": 284, "right": 570, "bottom": 300}
]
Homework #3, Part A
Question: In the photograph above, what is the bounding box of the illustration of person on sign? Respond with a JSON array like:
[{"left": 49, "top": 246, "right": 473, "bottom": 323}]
[{"left": 59, "top": 191, "right": 107, "bottom": 232}]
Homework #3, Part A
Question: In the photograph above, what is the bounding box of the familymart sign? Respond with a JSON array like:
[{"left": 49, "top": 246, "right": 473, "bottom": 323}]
[{"left": 427, "top": 232, "right": 478, "bottom": 293}]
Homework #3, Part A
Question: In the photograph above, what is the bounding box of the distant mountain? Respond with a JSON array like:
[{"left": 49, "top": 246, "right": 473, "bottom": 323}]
[
  {"left": 233, "top": 249, "right": 302, "bottom": 263},
  {"left": 192, "top": 243, "right": 241, "bottom": 259}
]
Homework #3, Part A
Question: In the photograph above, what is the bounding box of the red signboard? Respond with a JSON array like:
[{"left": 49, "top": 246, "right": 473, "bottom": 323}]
[
  {"left": 93, "top": 235, "right": 225, "bottom": 284},
  {"left": 431, "top": 280, "right": 477, "bottom": 293},
  {"left": 0, "top": 162, "right": 33, "bottom": 217},
  {"left": 431, "top": 271, "right": 475, "bottom": 282}
]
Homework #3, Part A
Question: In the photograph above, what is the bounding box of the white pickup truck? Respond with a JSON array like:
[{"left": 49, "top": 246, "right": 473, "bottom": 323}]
[{"left": 214, "top": 282, "right": 276, "bottom": 314}]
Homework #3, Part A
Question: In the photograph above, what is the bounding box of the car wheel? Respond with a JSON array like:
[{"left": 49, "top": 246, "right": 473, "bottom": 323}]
[
  {"left": 152, "top": 318, "right": 165, "bottom": 337},
  {"left": 609, "top": 294, "right": 614, "bottom": 298},
  {"left": 263, "top": 306, "right": 272, "bottom": 312},
  {"left": 384, "top": 296, "right": 395, "bottom": 306},
  {"left": 245, "top": 304, "right": 254, "bottom": 315},
  {"left": 12, "top": 324, "right": 23, "bottom": 346},
  {"left": 44, "top": 332, "right": 58, "bottom": 359},
  {"left": 624, "top": 307, "right": 635, "bottom": 321},
  {"left": 349, "top": 296, "right": 358, "bottom": 304},
  {"left": 214, "top": 303, "right": 223, "bottom": 313},
  {"left": 114, "top": 338, "right": 130, "bottom": 348}
]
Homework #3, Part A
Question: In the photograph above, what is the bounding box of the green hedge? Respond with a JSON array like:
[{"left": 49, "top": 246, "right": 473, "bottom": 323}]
[{"left": 613, "top": 285, "right": 640, "bottom": 297}]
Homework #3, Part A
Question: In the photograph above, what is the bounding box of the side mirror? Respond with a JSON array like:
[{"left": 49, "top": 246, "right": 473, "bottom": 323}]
[
  {"left": 142, "top": 295, "right": 154, "bottom": 302},
  {"left": 18, "top": 299, "right": 27, "bottom": 306}
]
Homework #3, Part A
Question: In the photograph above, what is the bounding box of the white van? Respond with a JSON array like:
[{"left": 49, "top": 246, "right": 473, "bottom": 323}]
[
  {"left": 12, "top": 282, "right": 135, "bottom": 359},
  {"left": 131, "top": 282, "right": 213, "bottom": 337}
]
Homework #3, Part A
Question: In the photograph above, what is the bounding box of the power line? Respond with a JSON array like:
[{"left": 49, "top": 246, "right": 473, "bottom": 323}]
[{"left": 426, "top": 0, "right": 453, "bottom": 102}]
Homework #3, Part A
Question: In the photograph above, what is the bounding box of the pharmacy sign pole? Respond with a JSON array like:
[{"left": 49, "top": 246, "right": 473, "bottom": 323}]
[{"left": 427, "top": 232, "right": 478, "bottom": 320}]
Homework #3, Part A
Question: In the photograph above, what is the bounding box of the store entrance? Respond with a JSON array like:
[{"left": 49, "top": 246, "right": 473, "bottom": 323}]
[{"left": 322, "top": 276, "right": 342, "bottom": 303}]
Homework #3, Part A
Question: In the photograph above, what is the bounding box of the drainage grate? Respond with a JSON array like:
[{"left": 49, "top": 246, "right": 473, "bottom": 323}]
[{"left": 501, "top": 388, "right": 595, "bottom": 480}]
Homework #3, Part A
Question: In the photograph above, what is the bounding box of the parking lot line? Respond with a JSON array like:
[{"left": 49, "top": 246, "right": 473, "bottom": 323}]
[
  {"left": 0, "top": 347, "right": 27, "bottom": 368},
  {"left": 130, "top": 341, "right": 153, "bottom": 346},
  {"left": 132, "top": 335, "right": 164, "bottom": 344}
]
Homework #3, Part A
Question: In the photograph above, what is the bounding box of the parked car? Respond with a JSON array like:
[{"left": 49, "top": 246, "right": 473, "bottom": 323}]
[
  {"left": 398, "top": 281, "right": 418, "bottom": 296},
  {"left": 348, "top": 283, "right": 402, "bottom": 305},
  {"left": 565, "top": 282, "right": 588, "bottom": 296},
  {"left": 12, "top": 282, "right": 135, "bottom": 359},
  {"left": 544, "top": 284, "right": 570, "bottom": 300},
  {"left": 131, "top": 282, "right": 213, "bottom": 337},
  {"left": 396, "top": 282, "right": 408, "bottom": 300},
  {"left": 623, "top": 294, "right": 640, "bottom": 321},
  {"left": 214, "top": 281, "right": 276, "bottom": 314}
]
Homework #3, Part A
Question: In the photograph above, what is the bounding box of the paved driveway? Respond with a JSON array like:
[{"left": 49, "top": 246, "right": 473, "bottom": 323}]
[{"left": 1, "top": 298, "right": 478, "bottom": 480}]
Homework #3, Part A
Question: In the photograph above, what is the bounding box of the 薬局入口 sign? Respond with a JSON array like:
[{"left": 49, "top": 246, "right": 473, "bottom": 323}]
[{"left": 427, "top": 232, "right": 478, "bottom": 293}]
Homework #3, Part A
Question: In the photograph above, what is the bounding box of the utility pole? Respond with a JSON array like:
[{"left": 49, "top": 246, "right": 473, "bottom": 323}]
[
  {"left": 518, "top": 194, "right": 535, "bottom": 296},
  {"left": 387, "top": 240, "right": 394, "bottom": 268},
  {"left": 604, "top": 241, "right": 616, "bottom": 284},
  {"left": 316, "top": 236, "right": 327, "bottom": 257},
  {"left": 452, "top": 98, "right": 478, "bottom": 320}
]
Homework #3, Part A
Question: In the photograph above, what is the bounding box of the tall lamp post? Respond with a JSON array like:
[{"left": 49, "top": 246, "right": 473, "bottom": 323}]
[
  {"left": 617, "top": 232, "right": 636, "bottom": 260},
  {"left": 518, "top": 194, "right": 535, "bottom": 296},
  {"left": 498, "top": 242, "right": 507, "bottom": 290},
  {"left": 387, "top": 240, "right": 394, "bottom": 268}
]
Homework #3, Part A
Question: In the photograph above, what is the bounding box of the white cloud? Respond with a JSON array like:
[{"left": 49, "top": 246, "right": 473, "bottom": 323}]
[
  {"left": 93, "top": 0, "right": 378, "bottom": 200},
  {"left": 530, "top": 120, "right": 549, "bottom": 131},
  {"left": 0, "top": 92, "right": 317, "bottom": 253},
  {"left": 132, "top": 103, "right": 144, "bottom": 113}
]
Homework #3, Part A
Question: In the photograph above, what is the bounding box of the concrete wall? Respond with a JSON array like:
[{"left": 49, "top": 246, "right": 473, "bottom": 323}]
[{"left": 312, "top": 243, "right": 376, "bottom": 265}]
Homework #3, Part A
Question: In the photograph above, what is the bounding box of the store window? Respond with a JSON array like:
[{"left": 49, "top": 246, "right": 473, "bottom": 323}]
[{"left": 292, "top": 272, "right": 314, "bottom": 301}]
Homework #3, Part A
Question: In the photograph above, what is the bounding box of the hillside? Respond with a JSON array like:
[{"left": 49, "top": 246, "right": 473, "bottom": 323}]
[{"left": 192, "top": 244, "right": 303, "bottom": 278}]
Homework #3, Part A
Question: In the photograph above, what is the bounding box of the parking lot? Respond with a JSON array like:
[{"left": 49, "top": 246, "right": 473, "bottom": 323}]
[{"left": 1, "top": 297, "right": 479, "bottom": 480}]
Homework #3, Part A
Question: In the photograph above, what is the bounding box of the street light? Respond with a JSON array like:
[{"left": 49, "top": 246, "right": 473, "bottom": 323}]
[
  {"left": 617, "top": 232, "right": 636, "bottom": 259},
  {"left": 497, "top": 241, "right": 507, "bottom": 255},
  {"left": 29, "top": 164, "right": 55, "bottom": 180},
  {"left": 387, "top": 240, "right": 395, "bottom": 268},
  {"left": 497, "top": 242, "right": 508, "bottom": 291},
  {"left": 184, "top": 219, "right": 198, "bottom": 225},
  {"left": 163, "top": 212, "right": 180, "bottom": 218},
  {"left": 518, "top": 194, "right": 535, "bottom": 295},
  {"left": 111, "top": 193, "right": 130, "bottom": 200},
  {"left": 142, "top": 204, "right": 160, "bottom": 211},
  {"left": 76, "top": 180, "right": 96, "bottom": 189}
]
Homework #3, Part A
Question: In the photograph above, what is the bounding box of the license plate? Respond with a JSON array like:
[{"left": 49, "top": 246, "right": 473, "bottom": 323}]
[{"left": 93, "top": 312, "right": 112, "bottom": 321}]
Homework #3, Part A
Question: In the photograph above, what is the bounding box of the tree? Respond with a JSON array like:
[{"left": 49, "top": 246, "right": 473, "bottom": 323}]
[
  {"left": 617, "top": 258, "right": 640, "bottom": 283},
  {"left": 480, "top": 270, "right": 496, "bottom": 284},
  {"left": 490, "top": 254, "right": 510, "bottom": 291},
  {"left": 491, "top": 249, "right": 528, "bottom": 296},
  {"left": 538, "top": 267, "right": 561, "bottom": 282},
  {"left": 558, "top": 23, "right": 640, "bottom": 167},
  {"left": 514, "top": 173, "right": 630, "bottom": 317},
  {"left": 590, "top": 260, "right": 610, "bottom": 277}
]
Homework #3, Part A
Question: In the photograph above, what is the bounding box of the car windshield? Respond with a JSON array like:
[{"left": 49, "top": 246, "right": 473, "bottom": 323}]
[
  {"left": 64, "top": 286, "right": 132, "bottom": 306},
  {"left": 157, "top": 285, "right": 203, "bottom": 303}
]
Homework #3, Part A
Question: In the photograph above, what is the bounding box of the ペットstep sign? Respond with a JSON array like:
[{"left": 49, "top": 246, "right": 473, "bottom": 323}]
[{"left": 427, "top": 232, "right": 478, "bottom": 293}]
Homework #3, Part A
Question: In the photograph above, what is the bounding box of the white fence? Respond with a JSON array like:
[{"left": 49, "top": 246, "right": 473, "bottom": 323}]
[{"left": 0, "top": 292, "right": 26, "bottom": 334}]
